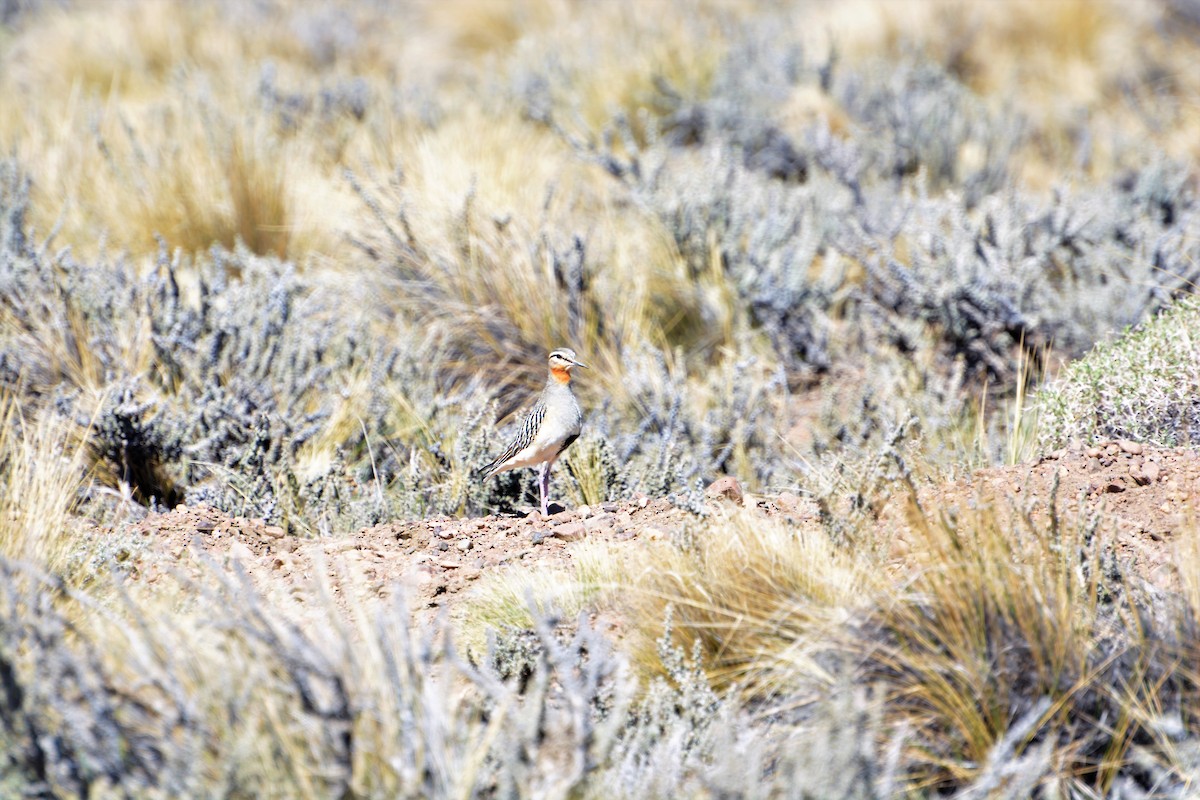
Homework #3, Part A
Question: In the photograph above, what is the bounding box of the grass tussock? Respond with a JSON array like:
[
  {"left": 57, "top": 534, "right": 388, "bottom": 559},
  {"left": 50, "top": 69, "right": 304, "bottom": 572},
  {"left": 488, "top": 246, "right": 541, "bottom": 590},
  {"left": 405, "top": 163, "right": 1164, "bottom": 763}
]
[
  {"left": 615, "top": 485, "right": 1200, "bottom": 795},
  {"left": 0, "top": 396, "right": 92, "bottom": 571},
  {"left": 621, "top": 507, "right": 876, "bottom": 695}
]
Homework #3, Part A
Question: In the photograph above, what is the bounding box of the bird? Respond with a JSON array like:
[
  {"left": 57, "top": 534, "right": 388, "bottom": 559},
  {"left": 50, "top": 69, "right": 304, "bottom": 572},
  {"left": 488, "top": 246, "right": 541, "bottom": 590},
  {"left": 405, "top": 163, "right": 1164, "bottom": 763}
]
[{"left": 479, "top": 347, "right": 587, "bottom": 516}]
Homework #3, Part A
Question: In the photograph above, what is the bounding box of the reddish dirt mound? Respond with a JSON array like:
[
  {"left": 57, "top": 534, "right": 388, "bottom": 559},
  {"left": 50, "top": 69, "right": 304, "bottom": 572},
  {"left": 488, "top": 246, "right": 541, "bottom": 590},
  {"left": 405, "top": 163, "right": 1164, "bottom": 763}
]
[
  {"left": 116, "top": 443, "right": 1200, "bottom": 614},
  {"left": 122, "top": 490, "right": 784, "bottom": 615},
  {"left": 891, "top": 441, "right": 1200, "bottom": 590}
]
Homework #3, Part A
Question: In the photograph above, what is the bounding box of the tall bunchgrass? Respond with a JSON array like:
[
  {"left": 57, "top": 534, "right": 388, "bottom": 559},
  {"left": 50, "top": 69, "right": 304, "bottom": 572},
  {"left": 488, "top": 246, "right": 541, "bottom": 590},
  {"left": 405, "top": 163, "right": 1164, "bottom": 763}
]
[
  {"left": 607, "top": 479, "right": 1200, "bottom": 794},
  {"left": 617, "top": 507, "right": 879, "bottom": 695},
  {"left": 0, "top": 396, "right": 93, "bottom": 573}
]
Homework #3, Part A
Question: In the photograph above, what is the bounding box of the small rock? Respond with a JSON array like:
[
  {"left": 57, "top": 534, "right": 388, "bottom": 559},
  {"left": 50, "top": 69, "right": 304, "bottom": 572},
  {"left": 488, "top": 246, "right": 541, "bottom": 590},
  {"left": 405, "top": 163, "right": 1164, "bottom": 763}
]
[
  {"left": 776, "top": 492, "right": 801, "bottom": 513},
  {"left": 1085, "top": 446, "right": 1103, "bottom": 459},
  {"left": 1088, "top": 458, "right": 1102, "bottom": 473},
  {"left": 1118, "top": 439, "right": 1144, "bottom": 455},
  {"left": 705, "top": 476, "right": 744, "bottom": 505},
  {"left": 587, "top": 513, "right": 614, "bottom": 528},
  {"left": 462, "top": 568, "right": 482, "bottom": 581},
  {"left": 175, "top": 504, "right": 189, "bottom": 513},
  {"left": 530, "top": 529, "right": 550, "bottom": 545},
  {"left": 195, "top": 519, "right": 217, "bottom": 533},
  {"left": 435, "top": 541, "right": 450, "bottom": 552},
  {"left": 456, "top": 539, "right": 472, "bottom": 552},
  {"left": 600, "top": 503, "right": 619, "bottom": 513},
  {"left": 552, "top": 522, "right": 587, "bottom": 542},
  {"left": 1105, "top": 444, "right": 1119, "bottom": 456},
  {"left": 263, "top": 525, "right": 286, "bottom": 538},
  {"left": 634, "top": 494, "right": 649, "bottom": 509},
  {"left": 576, "top": 505, "right": 593, "bottom": 520},
  {"left": 228, "top": 542, "right": 254, "bottom": 562},
  {"left": 436, "top": 529, "right": 454, "bottom": 540},
  {"left": 1105, "top": 480, "right": 1126, "bottom": 494},
  {"left": 1130, "top": 468, "right": 1150, "bottom": 487},
  {"left": 436, "top": 559, "right": 462, "bottom": 569},
  {"left": 1143, "top": 461, "right": 1162, "bottom": 482}
]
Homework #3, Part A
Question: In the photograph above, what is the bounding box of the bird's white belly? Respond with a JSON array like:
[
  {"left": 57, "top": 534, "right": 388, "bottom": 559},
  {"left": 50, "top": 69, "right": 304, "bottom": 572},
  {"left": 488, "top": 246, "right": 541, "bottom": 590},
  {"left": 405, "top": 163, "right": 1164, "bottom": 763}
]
[{"left": 504, "top": 407, "right": 580, "bottom": 470}]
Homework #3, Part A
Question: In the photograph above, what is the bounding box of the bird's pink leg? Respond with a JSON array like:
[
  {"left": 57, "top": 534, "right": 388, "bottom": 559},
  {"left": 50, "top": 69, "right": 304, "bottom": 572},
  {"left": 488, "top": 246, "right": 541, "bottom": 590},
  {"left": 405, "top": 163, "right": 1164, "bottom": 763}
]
[{"left": 539, "top": 462, "right": 550, "bottom": 516}]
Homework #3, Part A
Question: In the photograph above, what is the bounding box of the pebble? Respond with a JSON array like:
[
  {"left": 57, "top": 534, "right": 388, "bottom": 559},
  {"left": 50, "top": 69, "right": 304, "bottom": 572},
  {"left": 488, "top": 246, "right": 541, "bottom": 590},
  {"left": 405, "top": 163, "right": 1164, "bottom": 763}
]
[
  {"left": 1088, "top": 458, "right": 1101, "bottom": 473},
  {"left": 1143, "top": 461, "right": 1162, "bottom": 482},
  {"left": 587, "top": 513, "right": 615, "bottom": 529},
  {"left": 228, "top": 541, "right": 255, "bottom": 562},
  {"left": 601, "top": 503, "right": 620, "bottom": 513},
  {"left": 705, "top": 476, "right": 745, "bottom": 505},
  {"left": 530, "top": 529, "right": 549, "bottom": 545},
  {"left": 1105, "top": 480, "right": 1126, "bottom": 494},
  {"left": 1085, "top": 446, "right": 1103, "bottom": 459},
  {"left": 776, "top": 492, "right": 802, "bottom": 513},
  {"left": 1118, "top": 439, "right": 1144, "bottom": 455},
  {"left": 552, "top": 521, "right": 587, "bottom": 542},
  {"left": 456, "top": 539, "right": 472, "bottom": 552},
  {"left": 576, "top": 505, "right": 593, "bottom": 520}
]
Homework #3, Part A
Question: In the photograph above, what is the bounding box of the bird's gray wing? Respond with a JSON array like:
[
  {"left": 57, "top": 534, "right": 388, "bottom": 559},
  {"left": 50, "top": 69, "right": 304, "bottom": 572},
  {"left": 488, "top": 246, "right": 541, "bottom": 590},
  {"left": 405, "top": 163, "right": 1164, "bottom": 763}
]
[{"left": 479, "top": 400, "right": 546, "bottom": 480}]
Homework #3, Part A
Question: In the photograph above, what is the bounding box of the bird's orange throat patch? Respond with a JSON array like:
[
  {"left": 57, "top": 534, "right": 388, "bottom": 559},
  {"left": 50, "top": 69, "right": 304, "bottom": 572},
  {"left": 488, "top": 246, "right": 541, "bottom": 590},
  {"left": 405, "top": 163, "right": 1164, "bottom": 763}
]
[{"left": 550, "top": 366, "right": 572, "bottom": 384}]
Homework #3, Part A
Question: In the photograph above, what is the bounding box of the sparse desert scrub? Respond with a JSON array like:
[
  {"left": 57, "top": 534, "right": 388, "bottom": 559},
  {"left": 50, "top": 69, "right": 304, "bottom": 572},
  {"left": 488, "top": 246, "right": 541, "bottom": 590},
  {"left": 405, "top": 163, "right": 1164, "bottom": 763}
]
[
  {"left": 3, "top": 0, "right": 1200, "bottom": 796},
  {"left": 1036, "top": 296, "right": 1200, "bottom": 448}
]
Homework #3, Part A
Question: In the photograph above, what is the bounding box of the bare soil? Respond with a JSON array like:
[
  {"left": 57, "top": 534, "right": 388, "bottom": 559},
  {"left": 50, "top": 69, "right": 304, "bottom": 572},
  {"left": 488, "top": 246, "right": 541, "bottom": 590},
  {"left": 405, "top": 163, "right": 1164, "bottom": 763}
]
[{"left": 117, "top": 441, "right": 1200, "bottom": 616}]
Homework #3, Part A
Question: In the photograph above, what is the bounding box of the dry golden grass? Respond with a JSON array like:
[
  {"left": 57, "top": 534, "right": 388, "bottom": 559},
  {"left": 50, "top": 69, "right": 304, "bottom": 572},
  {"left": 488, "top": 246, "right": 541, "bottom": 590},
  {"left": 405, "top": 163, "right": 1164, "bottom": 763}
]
[
  {"left": 0, "top": 0, "right": 386, "bottom": 262},
  {"left": 871, "top": 497, "right": 1107, "bottom": 789},
  {"left": 828, "top": 0, "right": 1200, "bottom": 185},
  {"left": 0, "top": 395, "right": 94, "bottom": 572},
  {"left": 453, "top": 540, "right": 622, "bottom": 660},
  {"left": 616, "top": 507, "right": 879, "bottom": 695}
]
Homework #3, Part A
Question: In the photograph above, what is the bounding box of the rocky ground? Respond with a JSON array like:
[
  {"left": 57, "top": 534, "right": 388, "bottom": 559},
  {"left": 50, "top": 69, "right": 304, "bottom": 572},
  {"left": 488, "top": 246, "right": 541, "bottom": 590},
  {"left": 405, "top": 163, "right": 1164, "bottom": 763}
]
[{"left": 116, "top": 442, "right": 1200, "bottom": 620}]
